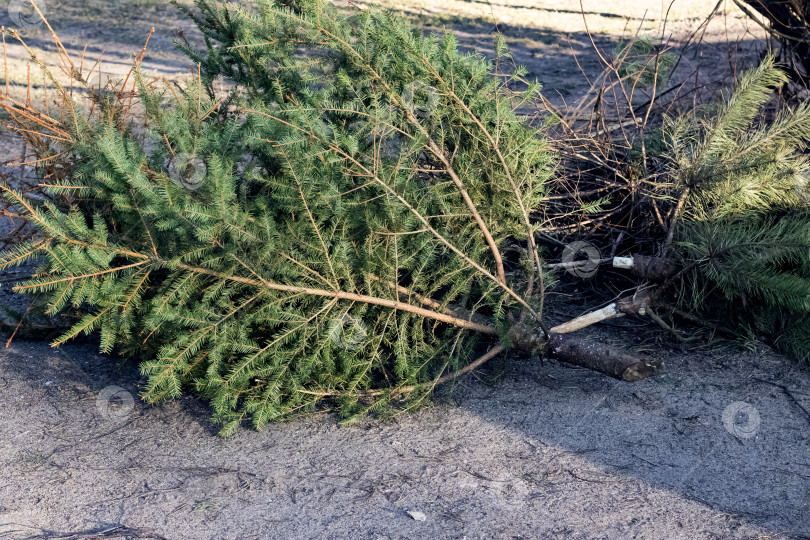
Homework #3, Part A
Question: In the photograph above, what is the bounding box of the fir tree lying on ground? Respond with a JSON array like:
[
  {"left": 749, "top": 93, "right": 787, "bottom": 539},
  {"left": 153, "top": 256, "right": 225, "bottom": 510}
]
[
  {"left": 667, "top": 54, "right": 810, "bottom": 360},
  {"left": 0, "top": 0, "right": 656, "bottom": 433},
  {"left": 553, "top": 53, "right": 810, "bottom": 361},
  {"left": 3, "top": 1, "right": 810, "bottom": 433}
]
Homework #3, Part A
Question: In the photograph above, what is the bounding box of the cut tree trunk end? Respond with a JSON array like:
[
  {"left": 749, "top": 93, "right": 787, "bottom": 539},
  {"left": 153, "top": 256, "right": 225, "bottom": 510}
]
[
  {"left": 545, "top": 333, "right": 661, "bottom": 381},
  {"left": 508, "top": 321, "right": 661, "bottom": 382}
]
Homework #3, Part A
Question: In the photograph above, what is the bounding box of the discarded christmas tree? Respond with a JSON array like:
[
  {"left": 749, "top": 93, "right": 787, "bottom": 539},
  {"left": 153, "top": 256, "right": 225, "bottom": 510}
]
[
  {"left": 0, "top": 0, "right": 656, "bottom": 433},
  {"left": 544, "top": 53, "right": 810, "bottom": 361},
  {"left": 3, "top": 0, "right": 810, "bottom": 434},
  {"left": 667, "top": 55, "right": 810, "bottom": 360}
]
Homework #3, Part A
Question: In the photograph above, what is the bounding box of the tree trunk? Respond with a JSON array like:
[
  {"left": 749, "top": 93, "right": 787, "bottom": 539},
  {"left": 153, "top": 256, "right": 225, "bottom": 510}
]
[
  {"left": 508, "top": 314, "right": 661, "bottom": 382},
  {"left": 545, "top": 333, "right": 661, "bottom": 381},
  {"left": 738, "top": 0, "right": 810, "bottom": 83}
]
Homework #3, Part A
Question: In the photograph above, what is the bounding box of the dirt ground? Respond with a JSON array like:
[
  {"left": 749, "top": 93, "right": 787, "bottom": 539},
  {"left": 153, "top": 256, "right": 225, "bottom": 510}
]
[
  {"left": 1, "top": 1, "right": 809, "bottom": 539},
  {"left": 1, "top": 338, "right": 809, "bottom": 539}
]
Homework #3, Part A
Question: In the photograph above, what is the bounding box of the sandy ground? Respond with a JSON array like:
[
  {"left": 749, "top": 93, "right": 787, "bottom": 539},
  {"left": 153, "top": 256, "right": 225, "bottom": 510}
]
[
  {"left": 1, "top": 1, "right": 808, "bottom": 539},
  {"left": 1, "top": 339, "right": 809, "bottom": 539}
]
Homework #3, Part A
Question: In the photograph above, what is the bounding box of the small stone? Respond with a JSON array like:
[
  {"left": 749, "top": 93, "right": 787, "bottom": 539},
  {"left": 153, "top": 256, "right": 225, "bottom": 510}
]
[{"left": 407, "top": 510, "right": 426, "bottom": 522}]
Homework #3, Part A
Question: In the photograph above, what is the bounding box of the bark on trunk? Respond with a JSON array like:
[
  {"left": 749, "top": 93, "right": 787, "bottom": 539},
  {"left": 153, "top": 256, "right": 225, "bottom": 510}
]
[
  {"left": 738, "top": 0, "right": 810, "bottom": 82},
  {"left": 509, "top": 319, "right": 660, "bottom": 382},
  {"left": 411, "top": 289, "right": 661, "bottom": 383},
  {"left": 545, "top": 333, "right": 661, "bottom": 381},
  {"left": 627, "top": 255, "right": 680, "bottom": 281}
]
